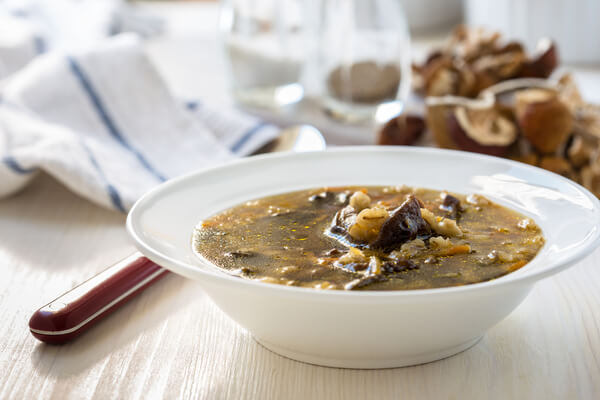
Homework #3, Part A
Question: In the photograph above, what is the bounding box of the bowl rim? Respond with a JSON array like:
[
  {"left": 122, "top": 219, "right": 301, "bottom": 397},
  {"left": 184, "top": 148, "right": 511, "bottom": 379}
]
[{"left": 127, "top": 146, "right": 600, "bottom": 300}]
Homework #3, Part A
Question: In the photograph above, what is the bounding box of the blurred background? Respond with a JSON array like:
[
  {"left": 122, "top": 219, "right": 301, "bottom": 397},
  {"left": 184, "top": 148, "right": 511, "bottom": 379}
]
[{"left": 2, "top": 0, "right": 600, "bottom": 198}]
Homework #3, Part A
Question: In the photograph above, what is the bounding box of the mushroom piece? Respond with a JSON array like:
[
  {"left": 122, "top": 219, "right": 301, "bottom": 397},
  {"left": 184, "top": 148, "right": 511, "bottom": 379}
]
[
  {"left": 511, "top": 152, "right": 539, "bottom": 167},
  {"left": 370, "top": 196, "right": 431, "bottom": 250},
  {"left": 557, "top": 74, "right": 600, "bottom": 140},
  {"left": 426, "top": 104, "right": 460, "bottom": 150},
  {"left": 422, "top": 58, "right": 478, "bottom": 97},
  {"left": 377, "top": 114, "right": 425, "bottom": 146},
  {"left": 515, "top": 88, "right": 573, "bottom": 154},
  {"left": 439, "top": 192, "right": 462, "bottom": 220},
  {"left": 425, "top": 92, "right": 496, "bottom": 150},
  {"left": 445, "top": 24, "right": 501, "bottom": 62},
  {"left": 574, "top": 104, "right": 600, "bottom": 140},
  {"left": 539, "top": 156, "right": 574, "bottom": 179},
  {"left": 519, "top": 38, "right": 558, "bottom": 79},
  {"left": 446, "top": 106, "right": 518, "bottom": 156},
  {"left": 471, "top": 41, "right": 526, "bottom": 81},
  {"left": 580, "top": 165, "right": 600, "bottom": 198},
  {"left": 567, "top": 135, "right": 593, "bottom": 168},
  {"left": 557, "top": 73, "right": 584, "bottom": 113}
]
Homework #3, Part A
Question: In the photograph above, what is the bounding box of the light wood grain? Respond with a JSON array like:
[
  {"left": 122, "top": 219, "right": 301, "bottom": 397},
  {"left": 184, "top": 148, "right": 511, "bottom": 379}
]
[{"left": 1, "top": 173, "right": 599, "bottom": 400}]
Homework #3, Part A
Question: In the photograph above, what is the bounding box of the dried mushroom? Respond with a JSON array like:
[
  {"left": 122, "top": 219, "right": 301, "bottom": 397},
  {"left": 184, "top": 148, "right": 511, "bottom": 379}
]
[
  {"left": 413, "top": 26, "right": 558, "bottom": 99},
  {"left": 519, "top": 38, "right": 558, "bottom": 79},
  {"left": 511, "top": 152, "right": 539, "bottom": 166},
  {"left": 539, "top": 156, "right": 574, "bottom": 179},
  {"left": 377, "top": 114, "right": 425, "bottom": 146},
  {"left": 580, "top": 164, "right": 600, "bottom": 197},
  {"left": 574, "top": 104, "right": 600, "bottom": 140},
  {"left": 424, "top": 92, "right": 496, "bottom": 151},
  {"left": 515, "top": 88, "right": 573, "bottom": 154},
  {"left": 370, "top": 196, "right": 432, "bottom": 250},
  {"left": 447, "top": 106, "right": 517, "bottom": 156},
  {"left": 426, "top": 104, "right": 459, "bottom": 150},
  {"left": 471, "top": 42, "right": 526, "bottom": 81},
  {"left": 567, "top": 135, "right": 593, "bottom": 168},
  {"left": 557, "top": 74, "right": 600, "bottom": 139},
  {"left": 394, "top": 24, "right": 600, "bottom": 199},
  {"left": 422, "top": 58, "right": 478, "bottom": 97},
  {"left": 445, "top": 25, "right": 501, "bottom": 62}
]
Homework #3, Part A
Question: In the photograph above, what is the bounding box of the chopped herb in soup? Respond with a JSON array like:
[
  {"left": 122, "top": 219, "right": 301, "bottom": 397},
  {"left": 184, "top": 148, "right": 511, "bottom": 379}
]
[{"left": 193, "top": 186, "right": 544, "bottom": 290}]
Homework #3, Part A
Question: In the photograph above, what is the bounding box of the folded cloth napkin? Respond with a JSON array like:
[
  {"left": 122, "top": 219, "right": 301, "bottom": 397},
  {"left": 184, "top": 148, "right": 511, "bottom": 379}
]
[{"left": 0, "top": 33, "right": 280, "bottom": 211}]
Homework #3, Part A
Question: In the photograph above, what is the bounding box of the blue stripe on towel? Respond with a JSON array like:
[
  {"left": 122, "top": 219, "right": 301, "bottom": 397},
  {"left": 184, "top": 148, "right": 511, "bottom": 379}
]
[
  {"left": 0, "top": 98, "right": 36, "bottom": 175},
  {"left": 0, "top": 88, "right": 125, "bottom": 211},
  {"left": 80, "top": 141, "right": 126, "bottom": 213},
  {"left": 230, "top": 122, "right": 266, "bottom": 153},
  {"left": 67, "top": 56, "right": 167, "bottom": 182},
  {"left": 33, "top": 35, "right": 46, "bottom": 55},
  {"left": 2, "top": 156, "right": 35, "bottom": 174},
  {"left": 185, "top": 100, "right": 201, "bottom": 111}
]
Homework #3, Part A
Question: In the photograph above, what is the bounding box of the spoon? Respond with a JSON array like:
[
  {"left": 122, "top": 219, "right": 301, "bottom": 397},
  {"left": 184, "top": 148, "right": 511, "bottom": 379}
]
[{"left": 29, "top": 125, "right": 326, "bottom": 344}]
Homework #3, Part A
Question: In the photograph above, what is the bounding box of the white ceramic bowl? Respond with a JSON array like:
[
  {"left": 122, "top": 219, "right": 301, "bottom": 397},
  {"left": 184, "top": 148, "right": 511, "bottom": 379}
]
[{"left": 127, "top": 147, "right": 600, "bottom": 368}]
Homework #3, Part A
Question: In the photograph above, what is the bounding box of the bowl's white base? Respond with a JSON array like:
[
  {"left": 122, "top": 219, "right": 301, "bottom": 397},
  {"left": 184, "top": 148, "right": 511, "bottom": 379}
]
[{"left": 254, "top": 335, "right": 483, "bottom": 369}]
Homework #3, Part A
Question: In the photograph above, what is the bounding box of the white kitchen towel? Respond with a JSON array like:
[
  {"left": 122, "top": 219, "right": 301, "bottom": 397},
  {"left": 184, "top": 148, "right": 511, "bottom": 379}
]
[{"left": 0, "top": 33, "right": 280, "bottom": 212}]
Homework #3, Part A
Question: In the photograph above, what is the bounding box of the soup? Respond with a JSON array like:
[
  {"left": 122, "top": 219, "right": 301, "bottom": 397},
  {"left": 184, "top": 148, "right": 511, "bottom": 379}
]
[{"left": 193, "top": 186, "right": 544, "bottom": 290}]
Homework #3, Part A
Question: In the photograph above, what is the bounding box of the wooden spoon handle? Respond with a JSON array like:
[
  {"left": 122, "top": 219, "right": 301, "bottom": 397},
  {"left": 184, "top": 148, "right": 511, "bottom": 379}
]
[{"left": 29, "top": 252, "right": 168, "bottom": 344}]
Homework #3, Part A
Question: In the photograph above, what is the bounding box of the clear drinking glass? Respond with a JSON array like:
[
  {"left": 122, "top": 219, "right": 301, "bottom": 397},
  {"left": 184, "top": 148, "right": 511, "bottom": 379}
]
[
  {"left": 314, "top": 0, "right": 411, "bottom": 123},
  {"left": 219, "top": 0, "right": 306, "bottom": 109}
]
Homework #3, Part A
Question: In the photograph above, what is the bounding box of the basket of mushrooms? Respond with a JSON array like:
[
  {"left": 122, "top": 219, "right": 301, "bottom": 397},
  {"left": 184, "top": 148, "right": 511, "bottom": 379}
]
[{"left": 378, "top": 25, "right": 600, "bottom": 198}]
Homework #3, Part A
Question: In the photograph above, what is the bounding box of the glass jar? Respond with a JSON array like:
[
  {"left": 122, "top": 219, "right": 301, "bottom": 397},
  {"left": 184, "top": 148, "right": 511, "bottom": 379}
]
[
  {"left": 314, "top": 0, "right": 411, "bottom": 123},
  {"left": 219, "top": 0, "right": 307, "bottom": 109}
]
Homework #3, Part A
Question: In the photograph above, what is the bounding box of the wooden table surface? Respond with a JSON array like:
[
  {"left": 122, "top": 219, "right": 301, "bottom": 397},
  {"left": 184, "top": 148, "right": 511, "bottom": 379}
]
[{"left": 2, "top": 2, "right": 600, "bottom": 399}]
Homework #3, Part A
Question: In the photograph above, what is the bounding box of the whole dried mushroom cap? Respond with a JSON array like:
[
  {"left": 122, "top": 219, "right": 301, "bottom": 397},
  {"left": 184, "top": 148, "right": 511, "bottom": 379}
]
[
  {"left": 377, "top": 114, "right": 425, "bottom": 146},
  {"left": 425, "top": 92, "right": 496, "bottom": 150},
  {"left": 515, "top": 88, "right": 573, "bottom": 154},
  {"left": 447, "top": 106, "right": 518, "bottom": 156}
]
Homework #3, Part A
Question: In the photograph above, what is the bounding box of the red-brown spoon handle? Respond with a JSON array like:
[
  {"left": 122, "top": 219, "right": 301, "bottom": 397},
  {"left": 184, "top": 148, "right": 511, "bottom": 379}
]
[{"left": 29, "top": 252, "right": 168, "bottom": 344}]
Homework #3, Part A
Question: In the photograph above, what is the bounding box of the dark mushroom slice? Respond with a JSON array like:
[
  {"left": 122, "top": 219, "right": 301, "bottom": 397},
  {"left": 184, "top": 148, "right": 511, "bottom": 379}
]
[
  {"left": 323, "top": 248, "right": 343, "bottom": 257},
  {"left": 381, "top": 259, "right": 419, "bottom": 273},
  {"left": 447, "top": 106, "right": 518, "bottom": 157},
  {"left": 370, "top": 195, "right": 432, "bottom": 250},
  {"left": 308, "top": 191, "right": 349, "bottom": 207},
  {"left": 439, "top": 193, "right": 462, "bottom": 220}
]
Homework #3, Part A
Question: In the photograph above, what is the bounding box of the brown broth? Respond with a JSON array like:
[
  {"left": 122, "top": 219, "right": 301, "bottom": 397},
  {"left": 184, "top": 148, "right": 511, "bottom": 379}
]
[{"left": 193, "top": 186, "right": 544, "bottom": 290}]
